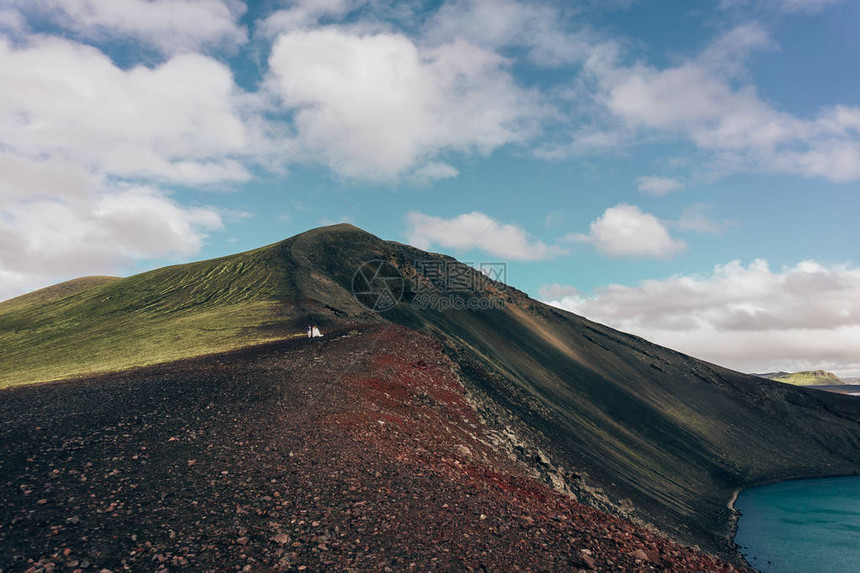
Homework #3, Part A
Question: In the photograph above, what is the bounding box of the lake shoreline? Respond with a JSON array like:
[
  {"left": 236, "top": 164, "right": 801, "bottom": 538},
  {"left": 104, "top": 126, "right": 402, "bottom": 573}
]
[{"left": 729, "top": 472, "right": 860, "bottom": 571}]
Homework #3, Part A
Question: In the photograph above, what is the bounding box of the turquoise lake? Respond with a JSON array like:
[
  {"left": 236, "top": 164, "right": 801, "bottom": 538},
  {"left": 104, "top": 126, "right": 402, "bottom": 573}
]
[{"left": 734, "top": 476, "right": 860, "bottom": 573}]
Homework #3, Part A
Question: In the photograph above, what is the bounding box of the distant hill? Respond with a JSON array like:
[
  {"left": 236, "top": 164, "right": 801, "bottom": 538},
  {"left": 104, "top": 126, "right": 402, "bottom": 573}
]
[
  {"left": 0, "top": 246, "right": 307, "bottom": 387},
  {"left": 3, "top": 224, "right": 860, "bottom": 564},
  {"left": 0, "top": 276, "right": 119, "bottom": 313},
  {"left": 753, "top": 370, "right": 846, "bottom": 386}
]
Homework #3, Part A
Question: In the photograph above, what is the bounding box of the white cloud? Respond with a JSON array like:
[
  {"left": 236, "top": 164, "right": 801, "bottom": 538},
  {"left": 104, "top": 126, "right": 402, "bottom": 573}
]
[
  {"left": 567, "top": 204, "right": 686, "bottom": 258},
  {"left": 0, "top": 35, "right": 266, "bottom": 300},
  {"left": 410, "top": 161, "right": 459, "bottom": 184},
  {"left": 257, "top": 0, "right": 356, "bottom": 37},
  {"left": 0, "top": 152, "right": 100, "bottom": 208},
  {"left": 425, "top": 0, "right": 593, "bottom": 67},
  {"left": 0, "top": 36, "right": 259, "bottom": 186},
  {"left": 405, "top": 211, "right": 564, "bottom": 260},
  {"left": 777, "top": 0, "right": 844, "bottom": 11},
  {"left": 675, "top": 204, "right": 733, "bottom": 234},
  {"left": 599, "top": 26, "right": 786, "bottom": 145},
  {"left": 542, "top": 259, "right": 860, "bottom": 375},
  {"left": 544, "top": 209, "right": 564, "bottom": 229},
  {"left": 538, "top": 283, "right": 580, "bottom": 299},
  {"left": 267, "top": 27, "right": 543, "bottom": 181},
  {"left": 721, "top": 0, "right": 845, "bottom": 14},
  {"left": 635, "top": 176, "right": 684, "bottom": 196},
  {"left": 13, "top": 0, "right": 247, "bottom": 54},
  {"left": 0, "top": 186, "right": 223, "bottom": 301},
  {"left": 536, "top": 126, "right": 631, "bottom": 160},
  {"left": 0, "top": 8, "right": 25, "bottom": 34},
  {"left": 698, "top": 21, "right": 775, "bottom": 74},
  {"left": 583, "top": 23, "right": 860, "bottom": 182}
]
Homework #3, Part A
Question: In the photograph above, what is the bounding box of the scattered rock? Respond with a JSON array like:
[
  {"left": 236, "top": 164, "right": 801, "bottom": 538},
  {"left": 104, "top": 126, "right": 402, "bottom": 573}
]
[
  {"left": 580, "top": 554, "right": 596, "bottom": 570},
  {"left": 0, "top": 324, "right": 744, "bottom": 573}
]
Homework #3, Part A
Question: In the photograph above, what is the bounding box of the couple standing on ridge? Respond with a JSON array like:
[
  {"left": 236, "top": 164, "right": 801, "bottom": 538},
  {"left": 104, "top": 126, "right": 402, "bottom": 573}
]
[{"left": 307, "top": 325, "right": 323, "bottom": 338}]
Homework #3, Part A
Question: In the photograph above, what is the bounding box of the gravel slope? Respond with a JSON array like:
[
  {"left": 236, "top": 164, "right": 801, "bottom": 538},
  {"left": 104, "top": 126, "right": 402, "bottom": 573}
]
[{"left": 0, "top": 325, "right": 745, "bottom": 572}]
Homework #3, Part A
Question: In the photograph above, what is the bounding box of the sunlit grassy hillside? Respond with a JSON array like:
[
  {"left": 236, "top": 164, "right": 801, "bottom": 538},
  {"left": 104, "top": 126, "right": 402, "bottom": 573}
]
[
  {"left": 0, "top": 244, "right": 300, "bottom": 388},
  {"left": 756, "top": 370, "right": 844, "bottom": 386}
]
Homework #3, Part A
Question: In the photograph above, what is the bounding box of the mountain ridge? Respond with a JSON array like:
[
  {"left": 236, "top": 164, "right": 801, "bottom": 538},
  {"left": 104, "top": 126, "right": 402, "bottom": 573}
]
[
  {"left": 0, "top": 275, "right": 120, "bottom": 313},
  {"left": 753, "top": 370, "right": 846, "bottom": 386},
  {"left": 0, "top": 322, "right": 742, "bottom": 572},
  {"left": 2, "top": 223, "right": 860, "bottom": 563}
]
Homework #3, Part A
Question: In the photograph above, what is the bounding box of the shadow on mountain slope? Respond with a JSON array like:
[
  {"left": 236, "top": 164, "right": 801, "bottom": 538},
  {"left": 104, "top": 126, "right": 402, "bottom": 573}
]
[
  {"left": 0, "top": 325, "right": 742, "bottom": 572},
  {"left": 3, "top": 223, "right": 860, "bottom": 562},
  {"left": 277, "top": 225, "right": 860, "bottom": 556}
]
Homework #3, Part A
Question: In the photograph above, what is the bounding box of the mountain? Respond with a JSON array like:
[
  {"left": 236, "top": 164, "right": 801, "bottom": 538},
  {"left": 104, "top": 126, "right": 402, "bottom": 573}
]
[
  {"left": 3, "top": 224, "right": 860, "bottom": 568},
  {"left": 753, "top": 370, "right": 846, "bottom": 386},
  {"left": 0, "top": 244, "right": 301, "bottom": 387},
  {"left": 0, "top": 275, "right": 119, "bottom": 313},
  {"left": 0, "top": 323, "right": 739, "bottom": 572}
]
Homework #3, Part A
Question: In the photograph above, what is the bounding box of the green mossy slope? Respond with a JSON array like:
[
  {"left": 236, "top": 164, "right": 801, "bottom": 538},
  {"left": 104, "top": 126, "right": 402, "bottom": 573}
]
[{"left": 0, "top": 245, "right": 302, "bottom": 387}]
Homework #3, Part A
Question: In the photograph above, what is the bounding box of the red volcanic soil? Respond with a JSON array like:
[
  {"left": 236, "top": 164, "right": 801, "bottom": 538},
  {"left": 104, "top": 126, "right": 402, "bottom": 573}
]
[{"left": 0, "top": 324, "right": 748, "bottom": 572}]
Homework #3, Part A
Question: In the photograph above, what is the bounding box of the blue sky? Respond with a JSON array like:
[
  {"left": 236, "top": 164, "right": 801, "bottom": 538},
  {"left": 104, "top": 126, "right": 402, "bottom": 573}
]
[{"left": 1, "top": 0, "right": 859, "bottom": 375}]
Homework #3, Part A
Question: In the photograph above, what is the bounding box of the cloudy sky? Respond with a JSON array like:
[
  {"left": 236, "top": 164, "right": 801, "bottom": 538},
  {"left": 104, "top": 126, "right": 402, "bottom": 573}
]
[{"left": 1, "top": 0, "right": 859, "bottom": 375}]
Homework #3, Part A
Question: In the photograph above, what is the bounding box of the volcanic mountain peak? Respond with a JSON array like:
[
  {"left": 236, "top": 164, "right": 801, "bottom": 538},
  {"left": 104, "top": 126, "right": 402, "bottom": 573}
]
[
  {"left": 0, "top": 224, "right": 502, "bottom": 387},
  {"left": 2, "top": 224, "right": 860, "bottom": 564}
]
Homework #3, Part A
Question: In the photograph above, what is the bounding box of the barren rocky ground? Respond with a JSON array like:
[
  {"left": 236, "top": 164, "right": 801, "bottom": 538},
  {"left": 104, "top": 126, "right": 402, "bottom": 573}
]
[{"left": 0, "top": 324, "right": 747, "bottom": 572}]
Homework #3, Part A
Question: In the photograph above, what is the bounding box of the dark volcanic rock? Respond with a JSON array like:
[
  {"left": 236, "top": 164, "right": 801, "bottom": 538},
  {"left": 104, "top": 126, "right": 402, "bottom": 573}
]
[
  {"left": 5, "top": 224, "right": 860, "bottom": 569},
  {"left": 0, "top": 325, "right": 744, "bottom": 572}
]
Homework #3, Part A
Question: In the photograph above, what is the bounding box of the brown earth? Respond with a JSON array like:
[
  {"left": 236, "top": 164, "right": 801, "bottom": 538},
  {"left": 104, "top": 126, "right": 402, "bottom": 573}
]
[
  {"left": 6, "top": 224, "right": 860, "bottom": 563},
  {"left": 0, "top": 324, "right": 747, "bottom": 572}
]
